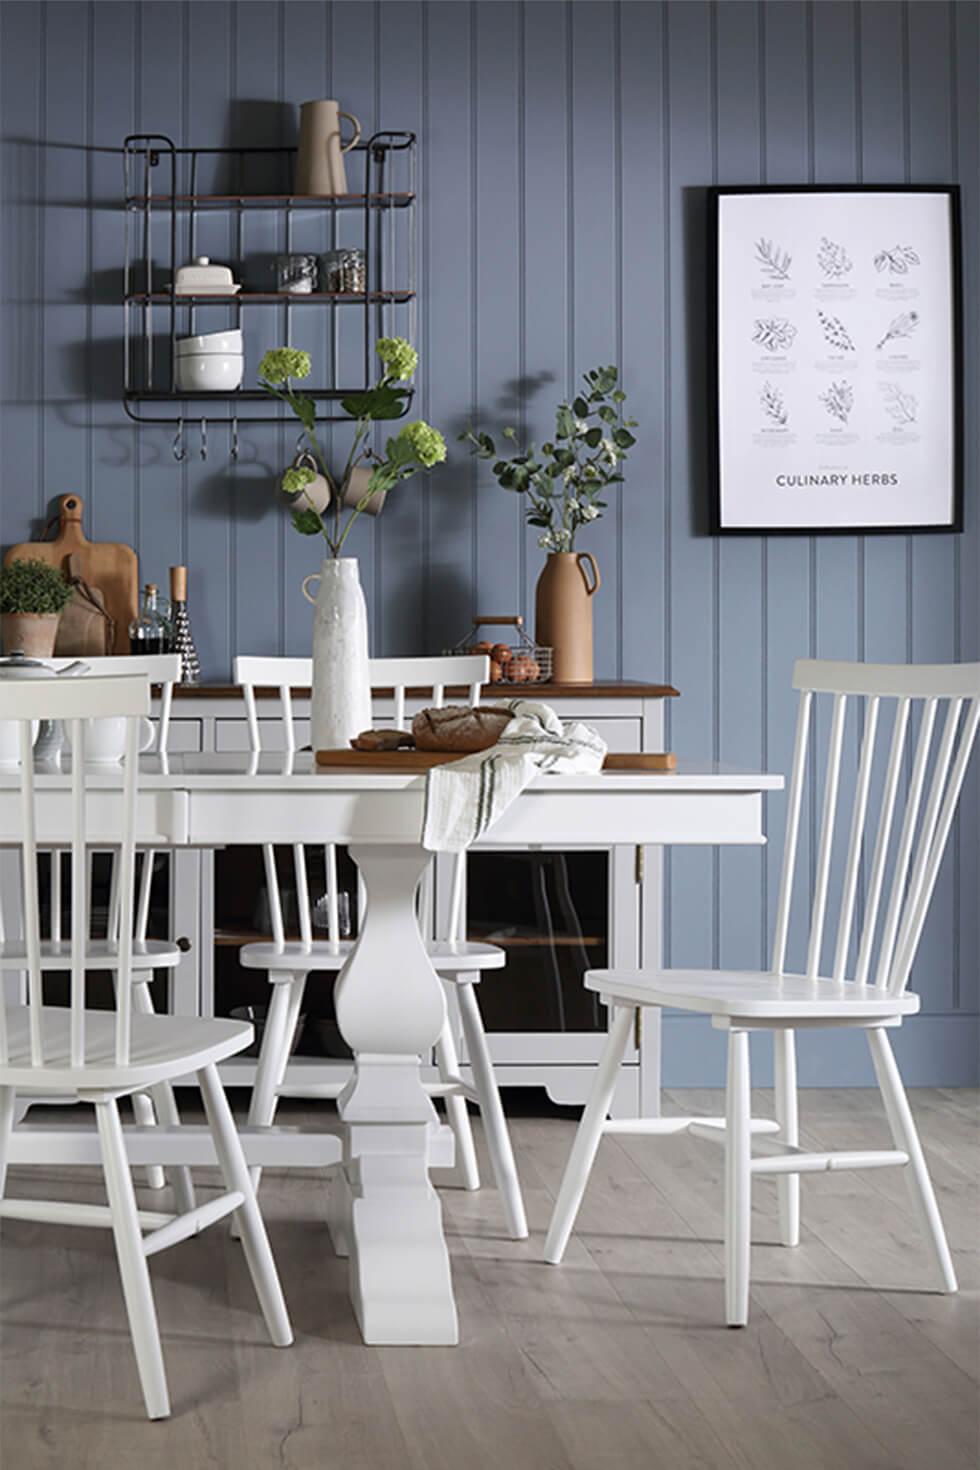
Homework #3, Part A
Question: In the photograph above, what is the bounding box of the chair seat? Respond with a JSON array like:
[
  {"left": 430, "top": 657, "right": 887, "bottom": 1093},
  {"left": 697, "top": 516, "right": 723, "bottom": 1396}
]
[
  {"left": 239, "top": 938, "right": 505, "bottom": 975},
  {"left": 0, "top": 1005, "right": 253, "bottom": 1091},
  {"left": 587, "top": 968, "right": 920, "bottom": 1022},
  {"left": 0, "top": 939, "right": 181, "bottom": 972}
]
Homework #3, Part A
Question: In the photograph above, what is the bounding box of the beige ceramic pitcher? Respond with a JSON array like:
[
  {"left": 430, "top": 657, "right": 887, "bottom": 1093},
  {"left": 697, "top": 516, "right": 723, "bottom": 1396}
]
[
  {"left": 535, "top": 551, "right": 601, "bottom": 683},
  {"left": 295, "top": 99, "right": 361, "bottom": 195}
]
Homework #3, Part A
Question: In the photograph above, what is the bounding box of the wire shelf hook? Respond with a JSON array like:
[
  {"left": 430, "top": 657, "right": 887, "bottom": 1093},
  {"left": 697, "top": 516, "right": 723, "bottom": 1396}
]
[
  {"left": 172, "top": 418, "right": 188, "bottom": 463},
  {"left": 230, "top": 416, "right": 240, "bottom": 462},
  {"left": 200, "top": 418, "right": 208, "bottom": 461}
]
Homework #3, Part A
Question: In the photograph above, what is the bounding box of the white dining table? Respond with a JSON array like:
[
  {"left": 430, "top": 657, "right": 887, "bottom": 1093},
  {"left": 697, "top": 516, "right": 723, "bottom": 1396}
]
[{"left": 0, "top": 751, "right": 782, "bottom": 1345}]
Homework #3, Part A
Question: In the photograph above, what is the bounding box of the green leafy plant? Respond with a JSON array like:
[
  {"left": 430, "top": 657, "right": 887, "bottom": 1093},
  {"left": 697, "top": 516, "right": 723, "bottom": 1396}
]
[
  {"left": 0, "top": 558, "right": 73, "bottom": 615},
  {"left": 258, "top": 338, "right": 446, "bottom": 557},
  {"left": 460, "top": 366, "right": 636, "bottom": 552}
]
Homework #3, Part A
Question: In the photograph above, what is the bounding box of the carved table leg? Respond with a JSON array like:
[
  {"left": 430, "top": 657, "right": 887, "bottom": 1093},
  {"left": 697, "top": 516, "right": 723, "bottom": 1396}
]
[{"left": 330, "top": 844, "right": 458, "bottom": 1346}]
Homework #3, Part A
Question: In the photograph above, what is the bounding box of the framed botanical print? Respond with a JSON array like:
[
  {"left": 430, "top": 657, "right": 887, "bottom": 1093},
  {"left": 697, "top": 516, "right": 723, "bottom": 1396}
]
[{"left": 709, "top": 185, "right": 962, "bottom": 534}]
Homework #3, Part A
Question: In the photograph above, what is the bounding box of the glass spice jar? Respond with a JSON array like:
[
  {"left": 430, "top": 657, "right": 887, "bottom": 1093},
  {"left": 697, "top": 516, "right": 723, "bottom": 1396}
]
[{"left": 320, "top": 248, "right": 366, "bottom": 294}]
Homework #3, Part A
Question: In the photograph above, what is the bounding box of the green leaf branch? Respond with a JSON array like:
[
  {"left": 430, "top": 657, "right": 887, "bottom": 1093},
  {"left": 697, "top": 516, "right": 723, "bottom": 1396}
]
[{"left": 460, "top": 366, "right": 636, "bottom": 552}]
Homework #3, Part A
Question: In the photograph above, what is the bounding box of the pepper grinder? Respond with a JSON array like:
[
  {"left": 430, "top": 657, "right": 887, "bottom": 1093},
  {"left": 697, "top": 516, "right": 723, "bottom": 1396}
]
[{"left": 169, "top": 565, "right": 201, "bottom": 686}]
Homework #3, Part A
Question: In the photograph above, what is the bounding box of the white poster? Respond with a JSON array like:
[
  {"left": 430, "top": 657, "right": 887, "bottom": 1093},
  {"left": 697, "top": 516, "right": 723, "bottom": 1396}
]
[{"left": 712, "top": 188, "right": 961, "bottom": 533}]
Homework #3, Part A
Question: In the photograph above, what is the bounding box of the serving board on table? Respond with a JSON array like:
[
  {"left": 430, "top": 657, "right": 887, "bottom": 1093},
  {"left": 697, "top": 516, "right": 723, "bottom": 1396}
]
[
  {"left": 4, "top": 494, "right": 138, "bottom": 655},
  {"left": 315, "top": 749, "right": 677, "bottom": 772}
]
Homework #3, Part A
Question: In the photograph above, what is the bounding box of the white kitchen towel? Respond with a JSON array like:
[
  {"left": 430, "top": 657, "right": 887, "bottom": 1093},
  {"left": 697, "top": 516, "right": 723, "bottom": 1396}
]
[{"left": 421, "top": 699, "right": 607, "bottom": 853}]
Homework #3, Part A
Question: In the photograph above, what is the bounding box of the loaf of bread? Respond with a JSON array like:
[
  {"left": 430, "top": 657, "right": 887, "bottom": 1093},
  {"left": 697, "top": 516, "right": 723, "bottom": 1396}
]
[
  {"left": 350, "top": 728, "right": 415, "bottom": 751},
  {"left": 412, "top": 705, "right": 511, "bottom": 753}
]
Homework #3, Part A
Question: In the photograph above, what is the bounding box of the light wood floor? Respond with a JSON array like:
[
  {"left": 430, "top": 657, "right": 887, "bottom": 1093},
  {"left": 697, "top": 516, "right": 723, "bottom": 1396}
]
[{"left": 1, "top": 1088, "right": 977, "bottom": 1470}]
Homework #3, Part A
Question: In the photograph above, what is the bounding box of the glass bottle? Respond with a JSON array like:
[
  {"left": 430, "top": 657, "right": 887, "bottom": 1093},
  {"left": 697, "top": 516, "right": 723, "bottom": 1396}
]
[{"left": 129, "top": 584, "right": 169, "bottom": 656}]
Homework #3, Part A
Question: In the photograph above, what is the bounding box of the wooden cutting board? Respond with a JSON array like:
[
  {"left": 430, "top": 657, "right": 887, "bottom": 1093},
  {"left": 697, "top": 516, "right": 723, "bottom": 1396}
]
[
  {"left": 4, "top": 494, "right": 138, "bottom": 655},
  {"left": 315, "top": 749, "right": 677, "bottom": 772}
]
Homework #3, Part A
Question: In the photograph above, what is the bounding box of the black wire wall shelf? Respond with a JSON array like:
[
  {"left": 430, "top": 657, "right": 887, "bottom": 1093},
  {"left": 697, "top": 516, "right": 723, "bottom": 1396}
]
[{"left": 122, "top": 132, "right": 418, "bottom": 427}]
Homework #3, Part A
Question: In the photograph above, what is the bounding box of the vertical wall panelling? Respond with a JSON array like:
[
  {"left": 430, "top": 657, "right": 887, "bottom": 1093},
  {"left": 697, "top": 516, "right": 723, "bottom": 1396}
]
[
  {"left": 663, "top": 0, "right": 716, "bottom": 971},
  {"left": 0, "top": 0, "right": 975, "bottom": 1083},
  {"left": 422, "top": 0, "right": 474, "bottom": 652},
  {"left": 953, "top": 0, "right": 979, "bottom": 1018},
  {"left": 520, "top": 0, "right": 569, "bottom": 631},
  {"left": 473, "top": 1, "right": 521, "bottom": 619}
]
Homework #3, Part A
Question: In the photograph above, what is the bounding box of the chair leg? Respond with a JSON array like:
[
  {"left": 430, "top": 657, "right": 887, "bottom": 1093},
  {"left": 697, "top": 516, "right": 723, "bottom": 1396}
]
[
  {"left": 868, "top": 1027, "right": 957, "bottom": 1293},
  {"left": 95, "top": 1097, "right": 170, "bottom": 1420},
  {"left": 725, "top": 1029, "right": 752, "bottom": 1327},
  {"left": 147, "top": 1080, "right": 196, "bottom": 1217},
  {"left": 544, "top": 1004, "right": 635, "bottom": 1264},
  {"left": 197, "top": 1063, "right": 293, "bottom": 1348},
  {"left": 244, "top": 973, "right": 300, "bottom": 1196},
  {"left": 773, "top": 1028, "right": 800, "bottom": 1247},
  {"left": 0, "top": 1086, "right": 16, "bottom": 1199},
  {"left": 435, "top": 1004, "right": 481, "bottom": 1192},
  {"left": 455, "top": 978, "right": 528, "bottom": 1239},
  {"left": 126, "top": 977, "right": 166, "bottom": 1191}
]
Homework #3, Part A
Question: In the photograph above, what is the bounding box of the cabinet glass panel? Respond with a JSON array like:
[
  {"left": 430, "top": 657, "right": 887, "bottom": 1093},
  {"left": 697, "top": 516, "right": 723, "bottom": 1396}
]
[
  {"left": 212, "top": 844, "right": 359, "bottom": 1060},
  {"left": 465, "top": 851, "right": 609, "bottom": 1031}
]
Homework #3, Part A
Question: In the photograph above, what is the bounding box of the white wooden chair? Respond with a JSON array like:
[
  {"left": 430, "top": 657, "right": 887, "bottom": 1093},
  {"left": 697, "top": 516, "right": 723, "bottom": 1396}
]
[
  {"left": 40, "top": 656, "right": 189, "bottom": 1205},
  {"left": 232, "top": 653, "right": 528, "bottom": 1240},
  {"left": 0, "top": 674, "right": 291, "bottom": 1419},
  {"left": 545, "top": 659, "right": 980, "bottom": 1325}
]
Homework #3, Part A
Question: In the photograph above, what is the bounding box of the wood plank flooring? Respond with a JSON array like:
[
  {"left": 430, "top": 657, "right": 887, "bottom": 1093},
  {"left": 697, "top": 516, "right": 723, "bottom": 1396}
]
[{"left": 1, "top": 1089, "right": 977, "bottom": 1469}]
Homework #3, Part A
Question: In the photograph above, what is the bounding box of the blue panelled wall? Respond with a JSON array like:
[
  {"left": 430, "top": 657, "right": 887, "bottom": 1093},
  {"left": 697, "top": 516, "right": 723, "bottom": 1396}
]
[{"left": 1, "top": 2, "right": 976, "bottom": 1083}]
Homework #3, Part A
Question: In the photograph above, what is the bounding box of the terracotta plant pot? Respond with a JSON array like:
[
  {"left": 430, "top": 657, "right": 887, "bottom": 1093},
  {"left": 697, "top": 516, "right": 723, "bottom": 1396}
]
[
  {"left": 534, "top": 552, "right": 601, "bottom": 683},
  {"left": 1, "top": 612, "right": 60, "bottom": 658}
]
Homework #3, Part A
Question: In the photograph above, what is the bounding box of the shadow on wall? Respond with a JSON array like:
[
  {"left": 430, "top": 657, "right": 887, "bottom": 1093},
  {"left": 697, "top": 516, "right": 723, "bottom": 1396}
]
[{"left": 683, "top": 186, "right": 713, "bottom": 539}]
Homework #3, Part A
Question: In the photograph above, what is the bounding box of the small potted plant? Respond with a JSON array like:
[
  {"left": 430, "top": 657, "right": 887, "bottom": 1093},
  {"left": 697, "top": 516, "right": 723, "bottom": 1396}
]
[
  {"left": 0, "top": 558, "right": 73, "bottom": 657},
  {"left": 461, "top": 367, "right": 637, "bottom": 682}
]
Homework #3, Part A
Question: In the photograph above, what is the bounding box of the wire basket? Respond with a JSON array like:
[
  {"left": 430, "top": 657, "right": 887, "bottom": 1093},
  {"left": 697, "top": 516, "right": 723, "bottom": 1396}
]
[{"left": 445, "top": 616, "right": 553, "bottom": 686}]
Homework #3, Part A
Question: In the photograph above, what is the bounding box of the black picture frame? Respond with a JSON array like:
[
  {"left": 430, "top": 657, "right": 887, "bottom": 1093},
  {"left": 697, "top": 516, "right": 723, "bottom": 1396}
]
[{"left": 708, "top": 185, "right": 963, "bottom": 536}]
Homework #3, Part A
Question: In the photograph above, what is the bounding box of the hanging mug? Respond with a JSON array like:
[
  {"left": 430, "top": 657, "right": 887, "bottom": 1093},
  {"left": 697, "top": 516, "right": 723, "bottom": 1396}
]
[
  {"left": 295, "top": 100, "right": 361, "bottom": 196},
  {"left": 286, "top": 449, "right": 332, "bottom": 514}
]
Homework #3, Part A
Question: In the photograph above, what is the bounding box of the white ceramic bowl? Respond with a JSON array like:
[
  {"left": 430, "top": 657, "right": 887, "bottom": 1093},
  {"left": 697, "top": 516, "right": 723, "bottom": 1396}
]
[
  {"left": 176, "top": 328, "right": 243, "bottom": 356},
  {"left": 175, "top": 353, "right": 244, "bottom": 392}
]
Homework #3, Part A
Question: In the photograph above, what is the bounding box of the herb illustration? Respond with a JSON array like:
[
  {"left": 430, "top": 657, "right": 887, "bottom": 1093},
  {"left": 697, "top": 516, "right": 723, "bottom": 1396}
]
[
  {"left": 876, "top": 310, "right": 920, "bottom": 352},
  {"left": 817, "top": 236, "right": 852, "bottom": 279},
  {"left": 874, "top": 244, "right": 920, "bottom": 275},
  {"left": 759, "top": 382, "right": 788, "bottom": 426},
  {"left": 817, "top": 310, "right": 856, "bottom": 352},
  {"left": 882, "top": 382, "right": 918, "bottom": 425},
  {"left": 819, "top": 380, "right": 854, "bottom": 425},
  {"left": 752, "top": 318, "right": 797, "bottom": 353},
  {"left": 755, "top": 237, "right": 792, "bottom": 281}
]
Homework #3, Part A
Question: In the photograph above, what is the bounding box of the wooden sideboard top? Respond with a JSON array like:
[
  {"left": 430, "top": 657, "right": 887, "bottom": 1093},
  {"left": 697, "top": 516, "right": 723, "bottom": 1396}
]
[{"left": 171, "top": 679, "right": 680, "bottom": 701}]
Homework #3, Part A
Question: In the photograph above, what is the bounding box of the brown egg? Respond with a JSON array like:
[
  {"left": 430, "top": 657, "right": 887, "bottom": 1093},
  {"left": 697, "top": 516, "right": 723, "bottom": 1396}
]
[
  {"left": 490, "top": 643, "right": 513, "bottom": 666},
  {"left": 489, "top": 661, "right": 504, "bottom": 683},
  {"left": 470, "top": 640, "right": 494, "bottom": 656},
  {"left": 509, "top": 655, "right": 535, "bottom": 683}
]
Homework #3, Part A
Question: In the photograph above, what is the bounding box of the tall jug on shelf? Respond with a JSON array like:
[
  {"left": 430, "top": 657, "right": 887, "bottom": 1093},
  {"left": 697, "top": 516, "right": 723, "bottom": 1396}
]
[{"left": 294, "top": 100, "right": 361, "bottom": 196}]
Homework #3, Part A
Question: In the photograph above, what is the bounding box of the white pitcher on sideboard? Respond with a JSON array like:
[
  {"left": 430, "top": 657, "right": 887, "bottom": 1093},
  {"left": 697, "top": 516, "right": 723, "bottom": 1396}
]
[{"left": 302, "top": 558, "right": 371, "bottom": 752}]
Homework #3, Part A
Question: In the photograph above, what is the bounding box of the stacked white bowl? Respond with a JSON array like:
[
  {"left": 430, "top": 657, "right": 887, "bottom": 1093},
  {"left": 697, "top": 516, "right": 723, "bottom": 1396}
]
[{"left": 175, "top": 328, "right": 244, "bottom": 391}]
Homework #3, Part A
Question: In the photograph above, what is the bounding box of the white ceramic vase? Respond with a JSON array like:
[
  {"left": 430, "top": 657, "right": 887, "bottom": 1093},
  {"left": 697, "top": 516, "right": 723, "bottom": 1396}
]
[{"left": 302, "top": 557, "right": 372, "bottom": 751}]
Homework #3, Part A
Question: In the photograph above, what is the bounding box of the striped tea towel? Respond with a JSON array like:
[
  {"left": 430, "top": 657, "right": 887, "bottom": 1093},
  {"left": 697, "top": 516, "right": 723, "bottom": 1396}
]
[{"left": 421, "top": 699, "right": 607, "bottom": 853}]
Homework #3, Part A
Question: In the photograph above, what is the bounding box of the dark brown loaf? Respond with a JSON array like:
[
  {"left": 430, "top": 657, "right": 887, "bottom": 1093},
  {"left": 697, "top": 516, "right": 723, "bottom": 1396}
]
[
  {"left": 412, "top": 705, "right": 511, "bottom": 753},
  {"left": 350, "top": 728, "right": 415, "bottom": 751}
]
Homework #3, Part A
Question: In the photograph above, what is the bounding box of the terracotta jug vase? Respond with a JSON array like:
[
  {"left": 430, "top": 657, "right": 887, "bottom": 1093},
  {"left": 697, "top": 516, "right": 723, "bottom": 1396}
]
[
  {"left": 535, "top": 551, "right": 601, "bottom": 683},
  {"left": 295, "top": 99, "right": 361, "bottom": 195}
]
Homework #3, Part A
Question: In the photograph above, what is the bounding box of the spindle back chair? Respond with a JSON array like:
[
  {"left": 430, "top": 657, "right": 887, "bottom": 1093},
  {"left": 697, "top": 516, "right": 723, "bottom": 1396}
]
[
  {"left": 230, "top": 652, "right": 528, "bottom": 1239},
  {"left": 544, "top": 659, "right": 980, "bottom": 1325},
  {"left": 0, "top": 675, "right": 292, "bottom": 1418}
]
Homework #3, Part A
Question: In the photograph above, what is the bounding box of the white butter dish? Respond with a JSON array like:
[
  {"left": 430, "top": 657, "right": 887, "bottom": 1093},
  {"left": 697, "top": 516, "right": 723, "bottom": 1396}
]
[{"left": 174, "top": 255, "right": 239, "bottom": 294}]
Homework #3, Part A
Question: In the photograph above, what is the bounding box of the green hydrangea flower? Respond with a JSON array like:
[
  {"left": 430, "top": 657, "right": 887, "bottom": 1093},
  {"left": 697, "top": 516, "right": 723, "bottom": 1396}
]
[
  {"left": 282, "top": 464, "right": 316, "bottom": 495},
  {"left": 399, "top": 419, "right": 447, "bottom": 468},
  {"left": 376, "top": 336, "right": 418, "bottom": 382},
  {"left": 259, "top": 347, "right": 312, "bottom": 384}
]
